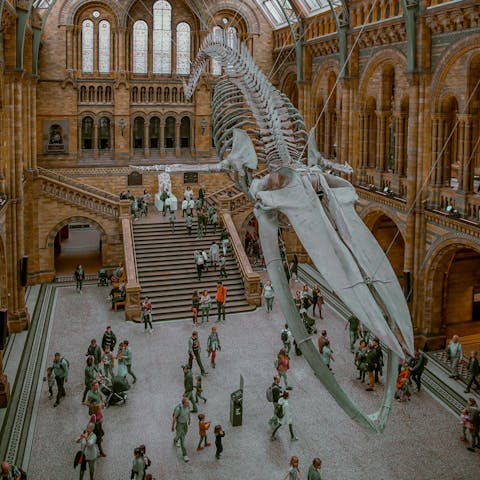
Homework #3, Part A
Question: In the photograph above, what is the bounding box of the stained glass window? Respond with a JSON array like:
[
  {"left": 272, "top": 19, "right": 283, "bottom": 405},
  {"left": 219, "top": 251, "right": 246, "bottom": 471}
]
[
  {"left": 82, "top": 20, "right": 94, "bottom": 73},
  {"left": 211, "top": 26, "right": 222, "bottom": 76},
  {"left": 133, "top": 20, "right": 148, "bottom": 74},
  {"left": 176, "top": 22, "right": 191, "bottom": 75},
  {"left": 153, "top": 0, "right": 172, "bottom": 74},
  {"left": 98, "top": 20, "right": 110, "bottom": 73}
]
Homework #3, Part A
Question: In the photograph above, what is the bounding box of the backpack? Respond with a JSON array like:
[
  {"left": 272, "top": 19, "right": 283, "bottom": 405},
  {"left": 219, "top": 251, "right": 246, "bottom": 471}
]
[
  {"left": 144, "top": 455, "right": 151, "bottom": 469},
  {"left": 196, "top": 254, "right": 204, "bottom": 265},
  {"left": 281, "top": 330, "right": 289, "bottom": 343},
  {"left": 266, "top": 385, "right": 274, "bottom": 402},
  {"left": 61, "top": 357, "right": 70, "bottom": 370},
  {"left": 275, "top": 402, "right": 284, "bottom": 419}
]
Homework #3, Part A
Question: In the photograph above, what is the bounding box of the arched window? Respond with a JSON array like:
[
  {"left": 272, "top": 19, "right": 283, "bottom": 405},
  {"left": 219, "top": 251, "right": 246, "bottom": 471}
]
[
  {"left": 226, "top": 26, "right": 237, "bottom": 47},
  {"left": 82, "top": 117, "right": 94, "bottom": 149},
  {"left": 153, "top": 0, "right": 172, "bottom": 74},
  {"left": 165, "top": 116, "right": 175, "bottom": 148},
  {"left": 133, "top": 20, "right": 148, "bottom": 74},
  {"left": 176, "top": 22, "right": 191, "bottom": 75},
  {"left": 105, "top": 86, "right": 112, "bottom": 102},
  {"left": 180, "top": 116, "right": 190, "bottom": 147},
  {"left": 211, "top": 26, "right": 222, "bottom": 76},
  {"left": 82, "top": 20, "right": 94, "bottom": 73},
  {"left": 150, "top": 117, "right": 160, "bottom": 148},
  {"left": 98, "top": 117, "right": 110, "bottom": 149},
  {"left": 133, "top": 117, "right": 145, "bottom": 148},
  {"left": 98, "top": 20, "right": 110, "bottom": 73}
]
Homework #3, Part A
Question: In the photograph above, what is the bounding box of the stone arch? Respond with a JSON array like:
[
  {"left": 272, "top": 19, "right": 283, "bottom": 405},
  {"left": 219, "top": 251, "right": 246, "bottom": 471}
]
[
  {"left": 431, "top": 34, "right": 480, "bottom": 112},
  {"left": 46, "top": 216, "right": 108, "bottom": 249},
  {"left": 360, "top": 205, "right": 405, "bottom": 237},
  {"left": 421, "top": 234, "right": 480, "bottom": 337},
  {"left": 279, "top": 69, "right": 298, "bottom": 108},
  {"left": 358, "top": 48, "right": 407, "bottom": 104},
  {"left": 311, "top": 59, "right": 340, "bottom": 99},
  {"left": 207, "top": 1, "right": 261, "bottom": 34},
  {"left": 59, "top": 0, "right": 121, "bottom": 26}
]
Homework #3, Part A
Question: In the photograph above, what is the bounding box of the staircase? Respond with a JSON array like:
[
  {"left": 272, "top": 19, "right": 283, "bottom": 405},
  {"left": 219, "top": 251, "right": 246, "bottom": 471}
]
[{"left": 133, "top": 218, "right": 256, "bottom": 321}]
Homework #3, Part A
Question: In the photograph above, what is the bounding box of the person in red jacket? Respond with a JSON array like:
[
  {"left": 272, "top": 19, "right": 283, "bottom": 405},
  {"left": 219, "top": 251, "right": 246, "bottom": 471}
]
[
  {"left": 215, "top": 281, "right": 227, "bottom": 322},
  {"left": 276, "top": 349, "right": 292, "bottom": 390}
]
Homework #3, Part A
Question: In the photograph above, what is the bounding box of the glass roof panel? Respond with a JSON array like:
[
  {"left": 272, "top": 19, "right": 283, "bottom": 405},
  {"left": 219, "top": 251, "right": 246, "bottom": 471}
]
[
  {"left": 33, "top": 0, "right": 54, "bottom": 8},
  {"left": 259, "top": 0, "right": 299, "bottom": 27}
]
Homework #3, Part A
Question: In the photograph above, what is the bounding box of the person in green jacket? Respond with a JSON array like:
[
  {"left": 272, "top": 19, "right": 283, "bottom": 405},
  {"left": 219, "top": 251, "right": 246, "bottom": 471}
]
[
  {"left": 131, "top": 447, "right": 145, "bottom": 480},
  {"left": 52, "top": 352, "right": 69, "bottom": 407},
  {"left": 307, "top": 458, "right": 322, "bottom": 480},
  {"left": 182, "top": 365, "right": 198, "bottom": 413},
  {"left": 171, "top": 397, "right": 191, "bottom": 462},
  {"left": 82, "top": 355, "right": 99, "bottom": 403}
]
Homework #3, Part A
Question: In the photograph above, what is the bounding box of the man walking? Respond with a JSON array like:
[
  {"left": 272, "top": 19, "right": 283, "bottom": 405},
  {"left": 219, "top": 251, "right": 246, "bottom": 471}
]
[
  {"left": 464, "top": 351, "right": 480, "bottom": 393},
  {"left": 74, "top": 264, "right": 85, "bottom": 293},
  {"left": 52, "top": 352, "right": 69, "bottom": 407},
  {"left": 268, "top": 376, "right": 283, "bottom": 428},
  {"left": 215, "top": 281, "right": 227, "bottom": 322},
  {"left": 465, "top": 397, "right": 480, "bottom": 452},
  {"left": 101, "top": 325, "right": 117, "bottom": 352},
  {"left": 345, "top": 316, "right": 361, "bottom": 353},
  {"left": 185, "top": 213, "right": 193, "bottom": 236},
  {"left": 409, "top": 349, "right": 427, "bottom": 391},
  {"left": 446, "top": 334, "right": 464, "bottom": 380},
  {"left": 86, "top": 338, "right": 101, "bottom": 366},
  {"left": 171, "top": 397, "right": 191, "bottom": 462},
  {"left": 182, "top": 365, "right": 198, "bottom": 413},
  {"left": 1, "top": 461, "right": 23, "bottom": 480},
  {"left": 219, "top": 255, "right": 228, "bottom": 278},
  {"left": 209, "top": 241, "right": 220, "bottom": 269},
  {"left": 281, "top": 324, "right": 293, "bottom": 356},
  {"left": 123, "top": 340, "right": 137, "bottom": 384},
  {"left": 270, "top": 391, "right": 298, "bottom": 441},
  {"left": 188, "top": 330, "right": 206, "bottom": 376}
]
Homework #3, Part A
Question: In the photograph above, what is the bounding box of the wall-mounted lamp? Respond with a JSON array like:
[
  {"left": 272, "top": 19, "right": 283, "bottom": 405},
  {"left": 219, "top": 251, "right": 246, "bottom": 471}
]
[
  {"left": 119, "top": 118, "right": 126, "bottom": 137},
  {"left": 200, "top": 118, "right": 208, "bottom": 136}
]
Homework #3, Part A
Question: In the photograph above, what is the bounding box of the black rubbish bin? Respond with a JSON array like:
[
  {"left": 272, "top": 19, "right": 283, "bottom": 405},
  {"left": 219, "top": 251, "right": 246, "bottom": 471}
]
[{"left": 230, "top": 389, "right": 243, "bottom": 426}]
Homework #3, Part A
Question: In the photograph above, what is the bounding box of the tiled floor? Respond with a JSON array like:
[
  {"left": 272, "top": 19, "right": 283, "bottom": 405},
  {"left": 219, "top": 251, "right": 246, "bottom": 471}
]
[{"left": 27, "top": 283, "right": 479, "bottom": 480}]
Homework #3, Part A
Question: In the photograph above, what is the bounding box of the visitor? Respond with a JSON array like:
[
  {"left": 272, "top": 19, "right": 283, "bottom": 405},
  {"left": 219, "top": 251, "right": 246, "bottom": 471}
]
[
  {"left": 182, "top": 365, "right": 197, "bottom": 413},
  {"left": 284, "top": 456, "right": 300, "bottom": 480},
  {"left": 196, "top": 413, "right": 211, "bottom": 451},
  {"left": 409, "top": 349, "right": 427, "bottom": 391},
  {"left": 86, "top": 339, "right": 101, "bottom": 366},
  {"left": 184, "top": 186, "right": 193, "bottom": 201},
  {"left": 446, "top": 334, "right": 464, "bottom": 380},
  {"left": 201, "top": 250, "right": 209, "bottom": 272},
  {"left": 395, "top": 363, "right": 411, "bottom": 402},
  {"left": 268, "top": 375, "right": 283, "bottom": 428},
  {"left": 281, "top": 324, "right": 293, "bottom": 356},
  {"left": 85, "top": 381, "right": 104, "bottom": 412},
  {"left": 355, "top": 339, "right": 368, "bottom": 383},
  {"left": 322, "top": 340, "right": 334, "bottom": 371},
  {"left": 131, "top": 447, "right": 145, "bottom": 480},
  {"left": 0, "top": 461, "right": 24, "bottom": 480},
  {"left": 191, "top": 290, "right": 200, "bottom": 327},
  {"left": 345, "top": 316, "right": 361, "bottom": 353},
  {"left": 89, "top": 403, "right": 106, "bottom": 457},
  {"left": 209, "top": 241, "right": 220, "bottom": 269},
  {"left": 171, "top": 397, "right": 191, "bottom": 462},
  {"left": 195, "top": 375, "right": 207, "bottom": 403},
  {"left": 464, "top": 350, "right": 480, "bottom": 393},
  {"left": 82, "top": 355, "right": 99, "bottom": 404},
  {"left": 74, "top": 264, "right": 85, "bottom": 293},
  {"left": 214, "top": 425, "right": 225, "bottom": 460},
  {"left": 211, "top": 210, "right": 219, "bottom": 233},
  {"left": 141, "top": 297, "right": 153, "bottom": 333},
  {"left": 52, "top": 352, "right": 69, "bottom": 407},
  {"left": 220, "top": 229, "right": 229, "bottom": 256},
  {"left": 271, "top": 392, "right": 298, "bottom": 441},
  {"left": 182, "top": 198, "right": 188, "bottom": 217},
  {"left": 185, "top": 213, "right": 193, "bottom": 236},
  {"left": 207, "top": 325, "right": 221, "bottom": 368},
  {"left": 169, "top": 209, "right": 176, "bottom": 233},
  {"left": 76, "top": 423, "right": 97, "bottom": 480},
  {"left": 194, "top": 250, "right": 204, "bottom": 281},
  {"left": 262, "top": 280, "right": 275, "bottom": 313},
  {"left": 198, "top": 185, "right": 205, "bottom": 209},
  {"left": 188, "top": 330, "right": 206, "bottom": 376},
  {"left": 116, "top": 342, "right": 128, "bottom": 379},
  {"left": 373, "top": 337, "right": 384, "bottom": 384},
  {"left": 219, "top": 254, "right": 228, "bottom": 278},
  {"left": 122, "top": 340, "right": 136, "bottom": 384},
  {"left": 215, "top": 281, "right": 227, "bottom": 323},
  {"left": 276, "top": 348, "right": 292, "bottom": 390},
  {"left": 46, "top": 366, "right": 55, "bottom": 398},
  {"left": 311, "top": 284, "right": 323, "bottom": 318},
  {"left": 365, "top": 343, "right": 377, "bottom": 392},
  {"left": 290, "top": 254, "right": 298, "bottom": 281},
  {"left": 101, "top": 326, "right": 117, "bottom": 352},
  {"left": 464, "top": 398, "right": 480, "bottom": 452},
  {"left": 101, "top": 346, "right": 114, "bottom": 380},
  {"left": 307, "top": 458, "right": 322, "bottom": 480},
  {"left": 200, "top": 290, "right": 211, "bottom": 323},
  {"left": 293, "top": 291, "right": 302, "bottom": 310},
  {"left": 317, "top": 330, "right": 329, "bottom": 355}
]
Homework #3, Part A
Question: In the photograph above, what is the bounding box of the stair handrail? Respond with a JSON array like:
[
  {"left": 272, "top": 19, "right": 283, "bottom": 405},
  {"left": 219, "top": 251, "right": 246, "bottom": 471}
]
[
  {"left": 220, "top": 211, "right": 261, "bottom": 306},
  {"left": 37, "top": 167, "right": 120, "bottom": 202},
  {"left": 120, "top": 200, "right": 141, "bottom": 321}
]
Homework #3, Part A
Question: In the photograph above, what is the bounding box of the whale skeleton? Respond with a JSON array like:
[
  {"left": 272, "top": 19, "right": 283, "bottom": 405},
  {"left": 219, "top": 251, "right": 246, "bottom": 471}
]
[{"left": 183, "top": 30, "right": 414, "bottom": 432}]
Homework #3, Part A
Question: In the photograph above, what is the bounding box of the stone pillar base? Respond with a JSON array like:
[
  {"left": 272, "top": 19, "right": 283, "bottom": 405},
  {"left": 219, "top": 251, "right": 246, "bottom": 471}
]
[{"left": 7, "top": 309, "right": 30, "bottom": 333}]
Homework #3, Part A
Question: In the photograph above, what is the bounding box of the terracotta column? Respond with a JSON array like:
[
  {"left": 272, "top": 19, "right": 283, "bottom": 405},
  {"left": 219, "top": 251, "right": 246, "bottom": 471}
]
[
  {"left": 144, "top": 121, "right": 150, "bottom": 157},
  {"left": 175, "top": 120, "right": 181, "bottom": 157}
]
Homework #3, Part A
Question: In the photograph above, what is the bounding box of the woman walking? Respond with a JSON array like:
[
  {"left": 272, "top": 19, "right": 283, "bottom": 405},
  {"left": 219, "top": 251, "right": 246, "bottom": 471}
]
[
  {"left": 192, "top": 290, "right": 200, "bottom": 327},
  {"left": 207, "top": 326, "right": 221, "bottom": 368},
  {"left": 131, "top": 447, "right": 145, "bottom": 480},
  {"left": 200, "top": 290, "right": 212, "bottom": 324},
  {"left": 284, "top": 456, "right": 301, "bottom": 480},
  {"left": 262, "top": 280, "right": 275, "bottom": 313},
  {"left": 89, "top": 403, "right": 106, "bottom": 457},
  {"left": 76, "top": 423, "right": 97, "bottom": 480}
]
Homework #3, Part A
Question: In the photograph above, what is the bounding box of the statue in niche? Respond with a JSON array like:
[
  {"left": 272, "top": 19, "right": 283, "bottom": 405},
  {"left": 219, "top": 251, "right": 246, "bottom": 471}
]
[{"left": 49, "top": 124, "right": 63, "bottom": 144}]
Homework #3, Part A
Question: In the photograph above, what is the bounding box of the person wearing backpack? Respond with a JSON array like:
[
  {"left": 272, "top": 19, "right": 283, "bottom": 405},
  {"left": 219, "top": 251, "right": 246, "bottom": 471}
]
[
  {"left": 267, "top": 376, "right": 283, "bottom": 428},
  {"left": 52, "top": 352, "right": 69, "bottom": 407},
  {"left": 194, "top": 251, "right": 204, "bottom": 281},
  {"left": 271, "top": 391, "right": 298, "bottom": 441},
  {"left": 281, "top": 325, "right": 293, "bottom": 356}
]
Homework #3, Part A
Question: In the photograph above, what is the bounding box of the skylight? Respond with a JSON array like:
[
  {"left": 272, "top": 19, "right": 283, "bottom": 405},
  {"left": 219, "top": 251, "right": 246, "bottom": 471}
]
[{"left": 260, "top": 0, "right": 298, "bottom": 27}]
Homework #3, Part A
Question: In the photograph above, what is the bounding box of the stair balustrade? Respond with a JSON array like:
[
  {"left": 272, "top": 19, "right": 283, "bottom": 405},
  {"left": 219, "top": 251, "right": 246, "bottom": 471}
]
[
  {"left": 120, "top": 200, "right": 141, "bottom": 321},
  {"left": 36, "top": 167, "right": 120, "bottom": 218}
]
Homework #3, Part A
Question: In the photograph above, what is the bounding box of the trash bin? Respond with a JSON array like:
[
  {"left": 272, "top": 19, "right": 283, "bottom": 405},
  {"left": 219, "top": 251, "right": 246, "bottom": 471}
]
[{"left": 230, "top": 389, "right": 243, "bottom": 426}]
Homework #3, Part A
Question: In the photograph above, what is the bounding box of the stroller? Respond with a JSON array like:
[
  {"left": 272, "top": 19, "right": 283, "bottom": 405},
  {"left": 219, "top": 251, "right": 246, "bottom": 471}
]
[
  {"left": 98, "top": 268, "right": 109, "bottom": 286},
  {"left": 100, "top": 375, "right": 130, "bottom": 406}
]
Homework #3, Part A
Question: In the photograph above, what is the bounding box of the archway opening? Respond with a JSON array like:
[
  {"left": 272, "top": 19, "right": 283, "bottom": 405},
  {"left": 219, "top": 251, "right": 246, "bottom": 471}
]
[
  {"left": 133, "top": 117, "right": 145, "bottom": 149},
  {"left": 54, "top": 220, "right": 102, "bottom": 276},
  {"left": 369, "top": 214, "right": 405, "bottom": 287},
  {"left": 98, "top": 117, "right": 110, "bottom": 150},
  {"left": 149, "top": 117, "right": 160, "bottom": 149},
  {"left": 440, "top": 248, "right": 480, "bottom": 340},
  {"left": 180, "top": 116, "right": 190, "bottom": 148}
]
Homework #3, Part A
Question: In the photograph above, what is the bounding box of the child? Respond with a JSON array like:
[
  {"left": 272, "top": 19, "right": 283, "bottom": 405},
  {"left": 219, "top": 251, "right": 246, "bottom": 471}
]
[
  {"left": 101, "top": 345, "right": 114, "bottom": 379},
  {"left": 395, "top": 365, "right": 411, "bottom": 401},
  {"left": 46, "top": 367, "right": 55, "bottom": 397},
  {"left": 169, "top": 210, "right": 176, "bottom": 233},
  {"left": 197, "top": 413, "right": 211, "bottom": 451},
  {"left": 322, "top": 340, "right": 334, "bottom": 371},
  {"left": 214, "top": 424, "right": 225, "bottom": 459},
  {"left": 460, "top": 408, "right": 469, "bottom": 442},
  {"left": 195, "top": 376, "right": 207, "bottom": 403}
]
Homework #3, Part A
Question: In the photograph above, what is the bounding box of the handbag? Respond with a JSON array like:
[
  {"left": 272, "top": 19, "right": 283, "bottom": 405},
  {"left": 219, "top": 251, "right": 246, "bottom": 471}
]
[{"left": 73, "top": 450, "right": 84, "bottom": 469}]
